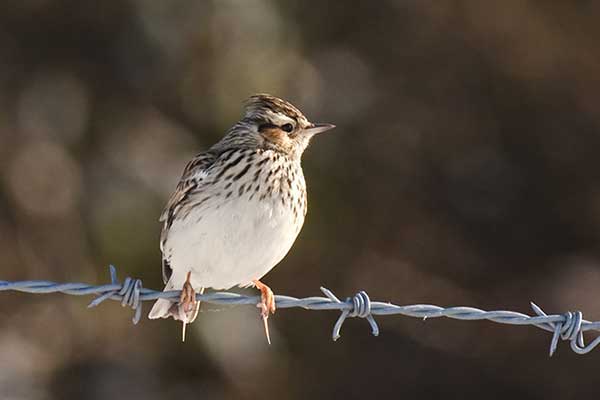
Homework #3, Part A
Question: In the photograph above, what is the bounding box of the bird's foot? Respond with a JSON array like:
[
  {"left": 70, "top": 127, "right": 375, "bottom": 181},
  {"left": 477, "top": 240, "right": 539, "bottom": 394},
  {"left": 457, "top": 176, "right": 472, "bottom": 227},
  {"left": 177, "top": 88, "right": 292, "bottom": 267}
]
[
  {"left": 253, "top": 279, "right": 276, "bottom": 345},
  {"left": 178, "top": 271, "right": 201, "bottom": 342},
  {"left": 179, "top": 271, "right": 197, "bottom": 313}
]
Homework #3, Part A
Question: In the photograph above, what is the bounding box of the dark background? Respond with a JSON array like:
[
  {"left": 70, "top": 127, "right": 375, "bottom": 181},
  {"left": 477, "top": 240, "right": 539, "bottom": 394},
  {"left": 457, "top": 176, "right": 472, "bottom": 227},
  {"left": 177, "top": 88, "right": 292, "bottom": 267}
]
[{"left": 1, "top": 1, "right": 600, "bottom": 399}]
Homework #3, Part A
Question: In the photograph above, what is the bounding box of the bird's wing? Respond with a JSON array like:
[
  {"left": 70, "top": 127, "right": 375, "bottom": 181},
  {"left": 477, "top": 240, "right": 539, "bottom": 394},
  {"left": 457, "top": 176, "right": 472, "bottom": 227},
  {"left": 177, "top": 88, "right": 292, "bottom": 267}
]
[{"left": 159, "top": 150, "right": 217, "bottom": 284}]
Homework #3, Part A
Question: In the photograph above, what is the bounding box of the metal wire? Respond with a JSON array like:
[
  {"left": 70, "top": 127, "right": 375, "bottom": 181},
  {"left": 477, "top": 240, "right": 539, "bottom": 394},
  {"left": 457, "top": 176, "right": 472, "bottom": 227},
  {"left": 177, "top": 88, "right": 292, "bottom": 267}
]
[{"left": 1, "top": 265, "right": 600, "bottom": 357}]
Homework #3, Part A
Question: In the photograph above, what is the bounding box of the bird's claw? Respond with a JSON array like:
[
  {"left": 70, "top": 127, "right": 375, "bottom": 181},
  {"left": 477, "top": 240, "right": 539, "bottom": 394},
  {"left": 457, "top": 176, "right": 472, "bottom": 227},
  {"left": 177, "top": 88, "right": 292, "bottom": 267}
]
[
  {"left": 179, "top": 271, "right": 199, "bottom": 342},
  {"left": 253, "top": 280, "right": 276, "bottom": 344},
  {"left": 179, "top": 272, "right": 197, "bottom": 313}
]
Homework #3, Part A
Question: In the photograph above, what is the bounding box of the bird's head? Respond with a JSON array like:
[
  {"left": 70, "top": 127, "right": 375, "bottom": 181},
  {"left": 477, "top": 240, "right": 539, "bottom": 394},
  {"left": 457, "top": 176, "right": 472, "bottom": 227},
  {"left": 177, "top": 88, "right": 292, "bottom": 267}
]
[{"left": 220, "top": 94, "right": 335, "bottom": 159}]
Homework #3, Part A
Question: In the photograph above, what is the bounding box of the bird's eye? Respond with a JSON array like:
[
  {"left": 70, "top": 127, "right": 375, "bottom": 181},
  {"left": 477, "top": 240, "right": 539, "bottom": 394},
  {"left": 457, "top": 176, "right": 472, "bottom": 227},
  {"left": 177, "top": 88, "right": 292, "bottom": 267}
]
[{"left": 281, "top": 123, "right": 294, "bottom": 133}]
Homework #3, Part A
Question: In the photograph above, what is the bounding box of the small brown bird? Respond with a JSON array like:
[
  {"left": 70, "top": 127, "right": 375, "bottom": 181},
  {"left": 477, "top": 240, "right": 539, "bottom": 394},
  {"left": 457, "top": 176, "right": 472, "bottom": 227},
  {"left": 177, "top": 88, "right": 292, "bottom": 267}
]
[{"left": 148, "top": 94, "right": 335, "bottom": 342}]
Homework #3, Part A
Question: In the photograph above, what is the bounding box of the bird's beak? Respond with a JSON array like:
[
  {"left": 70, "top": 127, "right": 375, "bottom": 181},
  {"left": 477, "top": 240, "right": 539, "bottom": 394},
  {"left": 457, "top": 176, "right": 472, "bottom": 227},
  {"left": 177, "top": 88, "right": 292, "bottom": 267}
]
[{"left": 304, "top": 123, "right": 336, "bottom": 135}]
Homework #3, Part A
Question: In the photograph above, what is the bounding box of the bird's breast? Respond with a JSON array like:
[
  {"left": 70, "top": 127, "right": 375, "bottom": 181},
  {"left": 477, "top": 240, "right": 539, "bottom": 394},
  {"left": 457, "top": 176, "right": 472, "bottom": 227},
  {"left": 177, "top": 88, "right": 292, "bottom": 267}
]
[{"left": 164, "top": 150, "right": 307, "bottom": 289}]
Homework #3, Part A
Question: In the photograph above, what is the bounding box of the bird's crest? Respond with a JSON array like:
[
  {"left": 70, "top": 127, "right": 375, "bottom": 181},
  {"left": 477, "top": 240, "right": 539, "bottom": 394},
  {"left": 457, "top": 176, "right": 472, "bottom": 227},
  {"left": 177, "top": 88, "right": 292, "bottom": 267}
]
[{"left": 244, "top": 94, "right": 308, "bottom": 125}]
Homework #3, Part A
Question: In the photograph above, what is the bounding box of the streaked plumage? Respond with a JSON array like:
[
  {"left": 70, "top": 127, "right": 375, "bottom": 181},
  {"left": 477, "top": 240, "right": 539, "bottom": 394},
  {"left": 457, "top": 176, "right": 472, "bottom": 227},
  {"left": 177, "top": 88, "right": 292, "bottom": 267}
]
[{"left": 148, "top": 94, "right": 334, "bottom": 340}]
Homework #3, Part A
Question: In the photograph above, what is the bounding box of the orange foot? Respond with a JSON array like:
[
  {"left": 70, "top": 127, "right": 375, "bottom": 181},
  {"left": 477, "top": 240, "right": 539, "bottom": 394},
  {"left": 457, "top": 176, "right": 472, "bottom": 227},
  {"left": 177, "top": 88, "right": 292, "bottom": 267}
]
[
  {"left": 253, "top": 279, "right": 276, "bottom": 344},
  {"left": 179, "top": 271, "right": 201, "bottom": 342}
]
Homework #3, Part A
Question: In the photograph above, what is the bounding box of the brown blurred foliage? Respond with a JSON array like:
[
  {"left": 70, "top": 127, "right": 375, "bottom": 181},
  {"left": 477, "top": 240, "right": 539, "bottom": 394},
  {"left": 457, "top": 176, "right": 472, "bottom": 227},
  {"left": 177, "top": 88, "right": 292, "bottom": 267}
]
[{"left": 1, "top": 1, "right": 600, "bottom": 399}]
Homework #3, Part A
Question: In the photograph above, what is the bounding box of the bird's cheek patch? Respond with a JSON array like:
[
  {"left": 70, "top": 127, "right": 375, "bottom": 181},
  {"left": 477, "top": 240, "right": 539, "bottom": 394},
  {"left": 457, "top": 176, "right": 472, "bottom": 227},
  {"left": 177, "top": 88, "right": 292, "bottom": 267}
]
[{"left": 261, "top": 128, "right": 288, "bottom": 146}]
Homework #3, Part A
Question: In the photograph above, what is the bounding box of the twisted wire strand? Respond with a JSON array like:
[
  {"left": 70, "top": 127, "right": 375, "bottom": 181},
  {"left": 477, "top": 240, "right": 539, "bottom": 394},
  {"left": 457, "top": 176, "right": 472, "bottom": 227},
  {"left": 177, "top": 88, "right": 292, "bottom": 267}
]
[{"left": 1, "top": 265, "right": 600, "bottom": 356}]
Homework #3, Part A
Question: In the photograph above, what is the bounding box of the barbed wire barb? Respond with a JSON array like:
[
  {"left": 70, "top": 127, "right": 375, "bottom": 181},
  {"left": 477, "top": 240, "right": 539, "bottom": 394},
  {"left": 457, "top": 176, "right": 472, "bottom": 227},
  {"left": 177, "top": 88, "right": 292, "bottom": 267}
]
[
  {"left": 320, "top": 287, "right": 379, "bottom": 341},
  {"left": 87, "top": 265, "right": 144, "bottom": 324},
  {"left": 1, "top": 265, "right": 600, "bottom": 357},
  {"left": 530, "top": 302, "right": 600, "bottom": 356}
]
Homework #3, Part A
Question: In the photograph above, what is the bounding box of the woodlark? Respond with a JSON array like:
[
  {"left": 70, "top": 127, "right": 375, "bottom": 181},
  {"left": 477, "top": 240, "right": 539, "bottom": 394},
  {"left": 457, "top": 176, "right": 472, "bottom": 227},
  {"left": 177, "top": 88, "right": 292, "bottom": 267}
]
[{"left": 148, "top": 94, "right": 335, "bottom": 342}]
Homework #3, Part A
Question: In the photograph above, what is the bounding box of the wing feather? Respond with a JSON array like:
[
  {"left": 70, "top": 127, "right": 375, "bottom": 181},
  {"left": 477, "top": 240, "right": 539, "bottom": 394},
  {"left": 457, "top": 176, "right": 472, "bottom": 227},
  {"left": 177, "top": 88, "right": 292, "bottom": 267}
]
[{"left": 159, "top": 151, "right": 217, "bottom": 283}]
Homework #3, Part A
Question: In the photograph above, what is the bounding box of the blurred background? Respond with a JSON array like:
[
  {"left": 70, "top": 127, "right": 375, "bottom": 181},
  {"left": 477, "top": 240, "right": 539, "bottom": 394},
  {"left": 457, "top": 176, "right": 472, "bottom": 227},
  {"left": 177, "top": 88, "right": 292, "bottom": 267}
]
[{"left": 1, "top": 0, "right": 600, "bottom": 398}]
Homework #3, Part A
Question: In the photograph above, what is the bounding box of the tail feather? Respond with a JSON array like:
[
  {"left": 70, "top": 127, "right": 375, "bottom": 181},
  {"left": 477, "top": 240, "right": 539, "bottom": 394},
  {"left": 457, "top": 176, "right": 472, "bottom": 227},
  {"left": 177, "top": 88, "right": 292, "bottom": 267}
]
[
  {"left": 149, "top": 278, "right": 178, "bottom": 320},
  {"left": 148, "top": 298, "right": 176, "bottom": 320}
]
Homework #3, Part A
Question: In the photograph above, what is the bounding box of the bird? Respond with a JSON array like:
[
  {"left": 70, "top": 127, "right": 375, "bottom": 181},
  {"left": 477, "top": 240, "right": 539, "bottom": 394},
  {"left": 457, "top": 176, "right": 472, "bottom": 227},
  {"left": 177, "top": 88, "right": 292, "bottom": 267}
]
[{"left": 148, "top": 94, "right": 335, "bottom": 343}]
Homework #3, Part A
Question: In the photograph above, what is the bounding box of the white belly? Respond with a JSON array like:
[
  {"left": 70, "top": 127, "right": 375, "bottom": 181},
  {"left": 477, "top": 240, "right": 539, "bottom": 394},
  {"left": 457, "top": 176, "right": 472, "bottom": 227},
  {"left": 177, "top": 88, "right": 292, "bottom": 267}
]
[{"left": 164, "top": 194, "right": 303, "bottom": 290}]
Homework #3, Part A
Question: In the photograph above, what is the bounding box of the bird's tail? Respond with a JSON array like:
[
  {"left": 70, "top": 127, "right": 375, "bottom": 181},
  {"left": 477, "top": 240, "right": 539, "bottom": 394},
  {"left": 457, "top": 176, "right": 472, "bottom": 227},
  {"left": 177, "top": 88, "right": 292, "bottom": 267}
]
[
  {"left": 148, "top": 278, "right": 178, "bottom": 320},
  {"left": 148, "top": 298, "right": 176, "bottom": 320}
]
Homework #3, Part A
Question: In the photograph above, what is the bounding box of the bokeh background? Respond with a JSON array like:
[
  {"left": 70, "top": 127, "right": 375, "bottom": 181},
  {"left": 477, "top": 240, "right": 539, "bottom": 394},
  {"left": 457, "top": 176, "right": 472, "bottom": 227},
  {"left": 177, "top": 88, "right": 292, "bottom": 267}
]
[{"left": 1, "top": 0, "right": 600, "bottom": 398}]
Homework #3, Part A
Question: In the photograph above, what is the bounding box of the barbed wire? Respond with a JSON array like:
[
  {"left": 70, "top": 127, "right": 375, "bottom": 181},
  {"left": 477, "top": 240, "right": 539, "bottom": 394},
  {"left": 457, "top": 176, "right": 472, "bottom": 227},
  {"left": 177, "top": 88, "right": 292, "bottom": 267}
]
[{"left": 1, "top": 265, "right": 600, "bottom": 357}]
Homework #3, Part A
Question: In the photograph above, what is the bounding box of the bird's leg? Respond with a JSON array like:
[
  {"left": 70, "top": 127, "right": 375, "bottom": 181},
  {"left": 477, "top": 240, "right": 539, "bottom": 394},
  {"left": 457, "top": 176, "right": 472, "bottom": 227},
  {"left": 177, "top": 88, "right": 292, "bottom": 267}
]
[
  {"left": 253, "top": 279, "right": 276, "bottom": 344},
  {"left": 179, "top": 271, "right": 200, "bottom": 342},
  {"left": 179, "top": 271, "right": 196, "bottom": 312}
]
